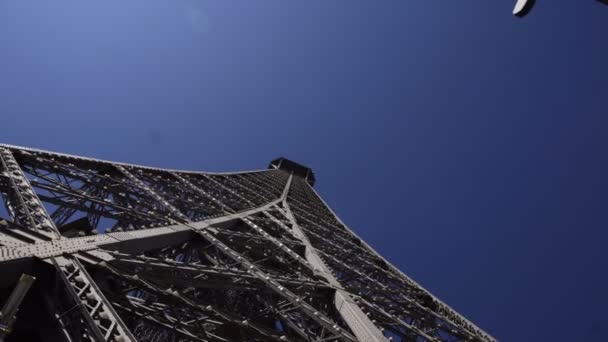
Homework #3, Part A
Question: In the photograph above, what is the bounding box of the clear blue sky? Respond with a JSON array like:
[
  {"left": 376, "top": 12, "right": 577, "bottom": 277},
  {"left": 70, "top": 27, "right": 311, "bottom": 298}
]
[{"left": 1, "top": 1, "right": 607, "bottom": 340}]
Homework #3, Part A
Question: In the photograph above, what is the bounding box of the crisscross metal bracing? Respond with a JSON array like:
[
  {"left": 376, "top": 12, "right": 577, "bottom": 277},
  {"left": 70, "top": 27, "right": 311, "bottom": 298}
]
[{"left": 0, "top": 144, "right": 494, "bottom": 342}]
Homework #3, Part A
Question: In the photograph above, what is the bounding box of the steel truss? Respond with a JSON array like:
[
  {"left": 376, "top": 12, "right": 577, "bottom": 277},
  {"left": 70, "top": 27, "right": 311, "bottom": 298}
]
[{"left": 0, "top": 144, "right": 494, "bottom": 342}]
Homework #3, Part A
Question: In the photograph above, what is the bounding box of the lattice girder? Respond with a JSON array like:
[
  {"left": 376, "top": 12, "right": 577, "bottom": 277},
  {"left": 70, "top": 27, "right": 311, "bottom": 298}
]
[{"left": 0, "top": 144, "right": 494, "bottom": 342}]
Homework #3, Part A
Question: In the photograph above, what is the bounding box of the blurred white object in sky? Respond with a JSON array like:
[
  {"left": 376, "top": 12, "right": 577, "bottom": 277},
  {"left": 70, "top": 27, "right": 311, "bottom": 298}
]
[
  {"left": 513, "top": 0, "right": 535, "bottom": 17},
  {"left": 514, "top": 0, "right": 607, "bottom": 17}
]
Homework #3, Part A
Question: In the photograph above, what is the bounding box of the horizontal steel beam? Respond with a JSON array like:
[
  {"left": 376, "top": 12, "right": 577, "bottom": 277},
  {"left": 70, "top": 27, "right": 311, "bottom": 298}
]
[{"left": 0, "top": 200, "right": 282, "bottom": 264}]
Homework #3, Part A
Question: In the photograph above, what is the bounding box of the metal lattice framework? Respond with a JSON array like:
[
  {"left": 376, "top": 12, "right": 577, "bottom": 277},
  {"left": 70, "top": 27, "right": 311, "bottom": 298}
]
[{"left": 0, "top": 144, "right": 494, "bottom": 342}]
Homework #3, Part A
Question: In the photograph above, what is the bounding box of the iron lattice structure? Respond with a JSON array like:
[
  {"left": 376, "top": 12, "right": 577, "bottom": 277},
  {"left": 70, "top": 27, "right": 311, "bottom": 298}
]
[{"left": 0, "top": 144, "right": 494, "bottom": 342}]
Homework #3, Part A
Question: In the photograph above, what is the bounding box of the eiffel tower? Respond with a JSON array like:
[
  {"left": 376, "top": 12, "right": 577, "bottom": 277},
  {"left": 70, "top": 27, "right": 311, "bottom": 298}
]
[{"left": 0, "top": 144, "right": 494, "bottom": 342}]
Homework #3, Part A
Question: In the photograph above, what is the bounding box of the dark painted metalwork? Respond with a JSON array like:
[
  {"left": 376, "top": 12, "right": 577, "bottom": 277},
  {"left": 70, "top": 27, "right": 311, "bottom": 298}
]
[{"left": 0, "top": 144, "right": 494, "bottom": 342}]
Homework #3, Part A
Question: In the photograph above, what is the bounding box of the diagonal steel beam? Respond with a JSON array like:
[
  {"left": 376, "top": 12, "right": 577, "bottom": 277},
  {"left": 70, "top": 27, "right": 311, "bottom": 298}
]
[
  {"left": 0, "top": 147, "right": 59, "bottom": 239},
  {"left": 0, "top": 147, "right": 136, "bottom": 342},
  {"left": 277, "top": 178, "right": 390, "bottom": 342}
]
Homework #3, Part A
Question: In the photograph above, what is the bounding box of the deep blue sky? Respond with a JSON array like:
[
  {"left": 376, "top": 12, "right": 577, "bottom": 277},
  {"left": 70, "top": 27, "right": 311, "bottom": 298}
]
[{"left": 1, "top": 1, "right": 607, "bottom": 340}]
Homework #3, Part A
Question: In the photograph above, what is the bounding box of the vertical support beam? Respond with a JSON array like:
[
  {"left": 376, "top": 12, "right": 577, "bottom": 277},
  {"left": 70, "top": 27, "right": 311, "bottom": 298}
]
[
  {"left": 280, "top": 175, "right": 388, "bottom": 342},
  {"left": 0, "top": 148, "right": 136, "bottom": 342}
]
